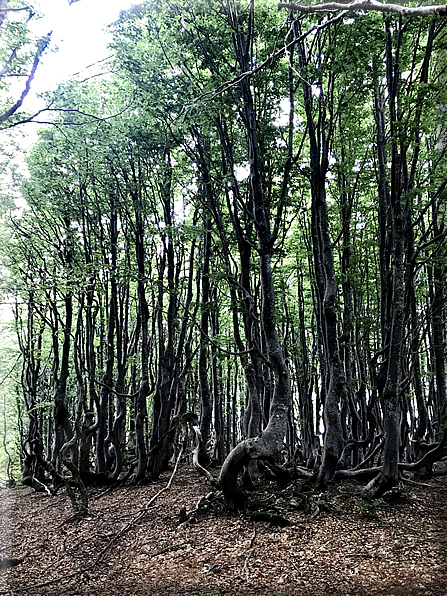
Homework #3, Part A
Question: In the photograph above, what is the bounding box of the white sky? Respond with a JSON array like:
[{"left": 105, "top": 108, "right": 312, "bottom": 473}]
[
  {"left": 29, "top": 0, "right": 137, "bottom": 93},
  {"left": 2, "top": 1, "right": 138, "bottom": 220},
  {"left": 1, "top": 2, "right": 138, "bottom": 323}
]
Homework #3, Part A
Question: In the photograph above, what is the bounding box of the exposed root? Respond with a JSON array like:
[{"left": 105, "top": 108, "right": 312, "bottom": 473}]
[
  {"left": 177, "top": 490, "right": 220, "bottom": 529},
  {"left": 0, "top": 553, "right": 27, "bottom": 570}
]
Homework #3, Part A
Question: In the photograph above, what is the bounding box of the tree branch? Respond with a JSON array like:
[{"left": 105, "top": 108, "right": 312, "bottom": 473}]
[
  {"left": 0, "top": 101, "right": 134, "bottom": 130},
  {"left": 191, "top": 11, "right": 347, "bottom": 105},
  {"left": 0, "top": 47, "right": 18, "bottom": 78},
  {"left": 4, "top": 6, "right": 30, "bottom": 12},
  {"left": 0, "top": 33, "right": 51, "bottom": 125},
  {"left": 278, "top": 1, "right": 447, "bottom": 16}
]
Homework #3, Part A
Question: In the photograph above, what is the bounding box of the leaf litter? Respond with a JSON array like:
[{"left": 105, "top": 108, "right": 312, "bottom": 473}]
[{"left": 0, "top": 467, "right": 445, "bottom": 596}]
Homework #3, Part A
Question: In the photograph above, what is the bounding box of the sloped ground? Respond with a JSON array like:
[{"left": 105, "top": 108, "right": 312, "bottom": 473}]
[{"left": 0, "top": 466, "right": 446, "bottom": 596}]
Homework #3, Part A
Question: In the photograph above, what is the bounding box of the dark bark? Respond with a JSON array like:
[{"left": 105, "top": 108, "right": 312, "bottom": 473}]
[
  {"left": 295, "top": 19, "right": 345, "bottom": 488},
  {"left": 218, "top": 1, "right": 291, "bottom": 509},
  {"left": 294, "top": 270, "right": 316, "bottom": 467},
  {"left": 198, "top": 217, "right": 212, "bottom": 468},
  {"left": 52, "top": 216, "right": 76, "bottom": 469},
  {"left": 214, "top": 116, "right": 263, "bottom": 444},
  {"left": 17, "top": 292, "right": 45, "bottom": 486},
  {"left": 211, "top": 301, "right": 225, "bottom": 465},
  {"left": 431, "top": 202, "right": 446, "bottom": 431},
  {"left": 132, "top": 180, "right": 149, "bottom": 482},
  {"left": 363, "top": 19, "right": 438, "bottom": 498},
  {"left": 0, "top": 33, "right": 52, "bottom": 126},
  {"left": 147, "top": 152, "right": 178, "bottom": 479}
]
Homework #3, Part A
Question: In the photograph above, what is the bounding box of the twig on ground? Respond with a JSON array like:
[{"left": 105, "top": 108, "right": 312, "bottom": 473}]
[
  {"left": 0, "top": 554, "right": 27, "bottom": 570},
  {"left": 401, "top": 477, "right": 439, "bottom": 489},
  {"left": 244, "top": 528, "right": 257, "bottom": 581},
  {"left": 0, "top": 570, "right": 82, "bottom": 594},
  {"left": 0, "top": 442, "right": 185, "bottom": 594},
  {"left": 57, "top": 510, "right": 98, "bottom": 529},
  {"left": 145, "top": 543, "right": 185, "bottom": 559},
  {"left": 93, "top": 442, "right": 185, "bottom": 567}
]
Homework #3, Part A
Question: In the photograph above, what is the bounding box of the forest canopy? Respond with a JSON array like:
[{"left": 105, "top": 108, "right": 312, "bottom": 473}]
[{"left": 0, "top": 0, "right": 446, "bottom": 513}]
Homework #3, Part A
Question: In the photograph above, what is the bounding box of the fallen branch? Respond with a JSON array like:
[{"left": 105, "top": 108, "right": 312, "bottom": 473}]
[
  {"left": 93, "top": 438, "right": 186, "bottom": 567},
  {"left": 400, "top": 477, "right": 441, "bottom": 489},
  {"left": 145, "top": 543, "right": 185, "bottom": 559},
  {"left": 0, "top": 553, "right": 27, "bottom": 570},
  {"left": 399, "top": 428, "right": 447, "bottom": 472},
  {"left": 244, "top": 529, "right": 257, "bottom": 581},
  {"left": 0, "top": 570, "right": 82, "bottom": 594},
  {"left": 335, "top": 466, "right": 381, "bottom": 480}
]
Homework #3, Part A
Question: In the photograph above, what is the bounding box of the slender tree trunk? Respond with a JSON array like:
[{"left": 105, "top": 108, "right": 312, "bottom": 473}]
[
  {"left": 198, "top": 217, "right": 212, "bottom": 467},
  {"left": 147, "top": 152, "right": 178, "bottom": 479},
  {"left": 295, "top": 20, "right": 345, "bottom": 488},
  {"left": 134, "top": 199, "right": 149, "bottom": 482},
  {"left": 219, "top": 1, "right": 290, "bottom": 509},
  {"left": 363, "top": 22, "right": 406, "bottom": 498}
]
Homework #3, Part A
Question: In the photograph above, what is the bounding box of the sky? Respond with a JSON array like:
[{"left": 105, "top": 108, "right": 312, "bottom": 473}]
[
  {"left": 1, "top": 1, "right": 138, "bottom": 255},
  {"left": 29, "top": 0, "right": 137, "bottom": 94}
]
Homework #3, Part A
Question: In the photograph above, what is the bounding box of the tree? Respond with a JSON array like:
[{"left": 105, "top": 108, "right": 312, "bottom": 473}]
[
  {"left": 0, "top": 1, "right": 52, "bottom": 127},
  {"left": 3, "top": 0, "right": 446, "bottom": 509}
]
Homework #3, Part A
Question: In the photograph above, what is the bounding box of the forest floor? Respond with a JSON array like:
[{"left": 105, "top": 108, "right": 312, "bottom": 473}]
[{"left": 0, "top": 465, "right": 446, "bottom": 596}]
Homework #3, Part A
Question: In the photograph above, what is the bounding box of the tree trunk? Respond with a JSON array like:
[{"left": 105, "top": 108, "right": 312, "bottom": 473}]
[
  {"left": 219, "top": 1, "right": 290, "bottom": 509},
  {"left": 295, "top": 20, "right": 345, "bottom": 488},
  {"left": 198, "top": 217, "right": 212, "bottom": 468}
]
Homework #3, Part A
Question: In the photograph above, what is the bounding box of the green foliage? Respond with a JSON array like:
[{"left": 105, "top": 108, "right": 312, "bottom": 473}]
[
  {"left": 356, "top": 498, "right": 385, "bottom": 517},
  {"left": 201, "top": 587, "right": 218, "bottom": 596},
  {"left": 0, "top": 317, "right": 20, "bottom": 482},
  {"left": 0, "top": 0, "right": 445, "bottom": 495}
]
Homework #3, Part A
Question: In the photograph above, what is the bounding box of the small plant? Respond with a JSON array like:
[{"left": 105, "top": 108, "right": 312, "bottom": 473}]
[
  {"left": 315, "top": 497, "right": 330, "bottom": 512},
  {"left": 356, "top": 497, "right": 384, "bottom": 517},
  {"left": 201, "top": 586, "right": 218, "bottom": 596}
]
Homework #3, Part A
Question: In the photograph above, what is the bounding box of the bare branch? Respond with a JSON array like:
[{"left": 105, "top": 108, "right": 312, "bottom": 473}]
[
  {"left": 196, "top": 10, "right": 347, "bottom": 103},
  {"left": 5, "top": 6, "right": 30, "bottom": 12},
  {"left": 0, "top": 33, "right": 52, "bottom": 125},
  {"left": 278, "top": 1, "right": 447, "bottom": 16},
  {"left": 0, "top": 354, "right": 21, "bottom": 388},
  {"left": 0, "top": 101, "right": 134, "bottom": 131},
  {"left": 0, "top": 47, "right": 18, "bottom": 78}
]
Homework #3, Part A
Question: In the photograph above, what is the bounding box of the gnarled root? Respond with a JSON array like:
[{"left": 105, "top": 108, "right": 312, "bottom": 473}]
[{"left": 218, "top": 432, "right": 280, "bottom": 510}]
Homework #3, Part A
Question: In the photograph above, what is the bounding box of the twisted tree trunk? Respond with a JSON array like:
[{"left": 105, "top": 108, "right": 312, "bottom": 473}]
[{"left": 219, "top": 1, "right": 290, "bottom": 509}]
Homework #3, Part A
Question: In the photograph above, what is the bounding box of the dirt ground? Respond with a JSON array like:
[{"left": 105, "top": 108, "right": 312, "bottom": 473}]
[{"left": 0, "top": 466, "right": 446, "bottom": 596}]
